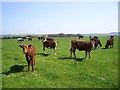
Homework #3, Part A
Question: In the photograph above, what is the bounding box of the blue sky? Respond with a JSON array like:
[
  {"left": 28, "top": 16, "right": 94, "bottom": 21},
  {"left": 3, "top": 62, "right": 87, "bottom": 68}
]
[{"left": 2, "top": 1, "right": 118, "bottom": 34}]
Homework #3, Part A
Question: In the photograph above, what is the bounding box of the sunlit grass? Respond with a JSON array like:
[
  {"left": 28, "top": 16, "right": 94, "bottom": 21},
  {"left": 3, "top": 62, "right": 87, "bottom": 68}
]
[{"left": 2, "top": 36, "right": 118, "bottom": 88}]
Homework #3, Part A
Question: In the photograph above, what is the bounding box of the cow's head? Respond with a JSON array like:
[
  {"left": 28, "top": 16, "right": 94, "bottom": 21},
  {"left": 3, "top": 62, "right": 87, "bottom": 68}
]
[{"left": 19, "top": 44, "right": 29, "bottom": 54}]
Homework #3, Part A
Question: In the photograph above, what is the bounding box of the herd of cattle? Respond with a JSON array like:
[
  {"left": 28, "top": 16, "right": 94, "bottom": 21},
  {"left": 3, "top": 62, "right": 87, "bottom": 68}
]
[{"left": 18, "top": 36, "right": 114, "bottom": 72}]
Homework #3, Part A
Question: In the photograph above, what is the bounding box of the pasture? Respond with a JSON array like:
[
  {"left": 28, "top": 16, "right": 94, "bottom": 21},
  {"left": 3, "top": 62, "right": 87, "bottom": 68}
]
[{"left": 1, "top": 36, "right": 118, "bottom": 88}]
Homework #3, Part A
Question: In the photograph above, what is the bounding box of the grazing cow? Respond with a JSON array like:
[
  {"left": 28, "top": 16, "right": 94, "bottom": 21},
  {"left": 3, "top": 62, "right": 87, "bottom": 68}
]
[
  {"left": 42, "top": 40, "right": 58, "bottom": 55},
  {"left": 70, "top": 40, "right": 92, "bottom": 59},
  {"left": 19, "top": 44, "right": 36, "bottom": 72},
  {"left": 105, "top": 37, "right": 114, "bottom": 48},
  {"left": 38, "top": 37, "right": 45, "bottom": 41},
  {"left": 79, "top": 35, "right": 84, "bottom": 39},
  {"left": 38, "top": 37, "right": 41, "bottom": 40},
  {"left": 90, "top": 38, "right": 102, "bottom": 49},
  {"left": 27, "top": 37, "right": 32, "bottom": 41},
  {"left": 17, "top": 38, "right": 24, "bottom": 42}
]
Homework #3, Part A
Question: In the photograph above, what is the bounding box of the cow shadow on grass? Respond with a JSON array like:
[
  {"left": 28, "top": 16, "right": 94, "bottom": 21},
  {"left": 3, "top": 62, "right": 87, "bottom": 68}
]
[
  {"left": 36, "top": 52, "right": 50, "bottom": 56},
  {"left": 58, "top": 57, "right": 84, "bottom": 62},
  {"left": 2, "top": 65, "right": 25, "bottom": 76},
  {"left": 102, "top": 47, "right": 108, "bottom": 49}
]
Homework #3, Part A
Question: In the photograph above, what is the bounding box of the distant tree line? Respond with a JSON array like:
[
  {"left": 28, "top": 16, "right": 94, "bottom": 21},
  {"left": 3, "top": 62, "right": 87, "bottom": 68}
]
[
  {"left": 1, "top": 33, "right": 82, "bottom": 39},
  {"left": 1, "top": 36, "right": 26, "bottom": 39}
]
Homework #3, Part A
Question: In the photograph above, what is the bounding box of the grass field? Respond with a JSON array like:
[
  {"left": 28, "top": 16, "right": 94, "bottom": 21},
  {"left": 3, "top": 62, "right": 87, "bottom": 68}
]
[{"left": 1, "top": 36, "right": 118, "bottom": 88}]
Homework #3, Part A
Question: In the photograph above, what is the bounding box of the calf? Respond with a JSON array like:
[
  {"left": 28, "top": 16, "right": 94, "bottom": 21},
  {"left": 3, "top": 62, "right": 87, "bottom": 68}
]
[
  {"left": 19, "top": 44, "right": 36, "bottom": 72},
  {"left": 70, "top": 40, "right": 92, "bottom": 59},
  {"left": 42, "top": 40, "right": 58, "bottom": 55},
  {"left": 105, "top": 37, "right": 114, "bottom": 48}
]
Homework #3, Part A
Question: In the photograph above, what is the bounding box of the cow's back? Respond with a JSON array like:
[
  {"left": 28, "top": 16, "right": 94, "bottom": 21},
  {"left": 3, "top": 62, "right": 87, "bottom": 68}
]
[
  {"left": 27, "top": 45, "right": 36, "bottom": 57},
  {"left": 43, "top": 40, "right": 56, "bottom": 49},
  {"left": 71, "top": 40, "right": 92, "bottom": 51}
]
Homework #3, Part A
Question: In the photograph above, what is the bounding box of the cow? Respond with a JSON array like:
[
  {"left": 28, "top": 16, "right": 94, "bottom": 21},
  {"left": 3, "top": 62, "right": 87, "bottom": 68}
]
[
  {"left": 70, "top": 40, "right": 92, "bottom": 59},
  {"left": 17, "top": 38, "right": 24, "bottom": 42},
  {"left": 19, "top": 44, "right": 36, "bottom": 72},
  {"left": 90, "top": 38, "right": 102, "bottom": 49},
  {"left": 105, "top": 37, "right": 114, "bottom": 48},
  {"left": 79, "top": 35, "right": 84, "bottom": 39},
  {"left": 89, "top": 36, "right": 98, "bottom": 39},
  {"left": 38, "top": 37, "right": 45, "bottom": 41},
  {"left": 42, "top": 40, "right": 58, "bottom": 55},
  {"left": 93, "top": 36, "right": 98, "bottom": 39},
  {"left": 27, "top": 37, "right": 32, "bottom": 41},
  {"left": 89, "top": 36, "right": 102, "bottom": 49},
  {"left": 38, "top": 37, "right": 41, "bottom": 40}
]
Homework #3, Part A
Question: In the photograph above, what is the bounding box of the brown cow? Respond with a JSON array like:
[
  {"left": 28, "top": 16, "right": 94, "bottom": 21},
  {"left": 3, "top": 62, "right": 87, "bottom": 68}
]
[
  {"left": 105, "top": 37, "right": 114, "bottom": 48},
  {"left": 19, "top": 44, "right": 36, "bottom": 72},
  {"left": 70, "top": 40, "right": 92, "bottom": 59},
  {"left": 42, "top": 40, "right": 58, "bottom": 55}
]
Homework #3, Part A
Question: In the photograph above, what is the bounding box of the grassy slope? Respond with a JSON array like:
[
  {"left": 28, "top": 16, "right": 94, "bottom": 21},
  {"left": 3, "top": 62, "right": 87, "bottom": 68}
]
[{"left": 2, "top": 36, "right": 118, "bottom": 88}]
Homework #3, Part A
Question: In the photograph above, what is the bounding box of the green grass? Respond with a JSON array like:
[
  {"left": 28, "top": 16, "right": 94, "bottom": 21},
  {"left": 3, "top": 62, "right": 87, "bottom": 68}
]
[{"left": 1, "top": 36, "right": 118, "bottom": 88}]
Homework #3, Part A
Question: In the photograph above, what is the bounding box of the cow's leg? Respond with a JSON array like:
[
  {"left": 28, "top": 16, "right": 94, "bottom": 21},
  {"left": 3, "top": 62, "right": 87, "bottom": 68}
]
[
  {"left": 31, "top": 60, "right": 35, "bottom": 72},
  {"left": 73, "top": 49, "right": 76, "bottom": 58},
  {"left": 85, "top": 51, "right": 87, "bottom": 59},
  {"left": 54, "top": 48, "right": 56, "bottom": 55},
  {"left": 26, "top": 56, "right": 30, "bottom": 72},
  {"left": 70, "top": 48, "right": 73, "bottom": 58},
  {"left": 88, "top": 52, "right": 91, "bottom": 58},
  {"left": 110, "top": 44, "right": 113, "bottom": 48},
  {"left": 27, "top": 60, "right": 30, "bottom": 72},
  {"left": 43, "top": 46, "right": 45, "bottom": 54},
  {"left": 33, "top": 57, "right": 35, "bottom": 66},
  {"left": 95, "top": 44, "right": 98, "bottom": 49},
  {"left": 112, "top": 44, "right": 114, "bottom": 48}
]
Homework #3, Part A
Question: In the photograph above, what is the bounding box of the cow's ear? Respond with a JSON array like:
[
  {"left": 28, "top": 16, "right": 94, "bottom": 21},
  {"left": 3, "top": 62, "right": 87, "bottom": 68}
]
[
  {"left": 19, "top": 45, "right": 23, "bottom": 48},
  {"left": 28, "top": 45, "right": 32, "bottom": 48}
]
